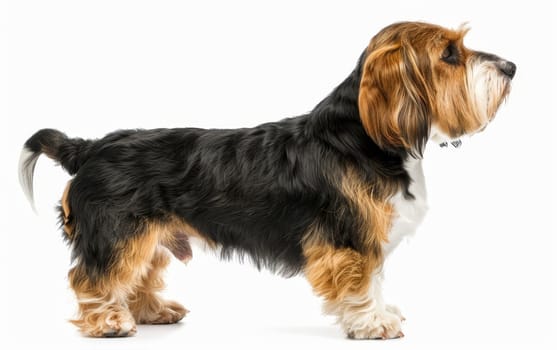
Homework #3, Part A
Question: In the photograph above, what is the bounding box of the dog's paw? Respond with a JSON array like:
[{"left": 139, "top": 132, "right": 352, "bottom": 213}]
[
  {"left": 102, "top": 310, "right": 137, "bottom": 337},
  {"left": 346, "top": 309, "right": 404, "bottom": 340},
  {"left": 138, "top": 300, "right": 189, "bottom": 325},
  {"left": 151, "top": 300, "right": 188, "bottom": 324},
  {"left": 73, "top": 307, "right": 137, "bottom": 337}
]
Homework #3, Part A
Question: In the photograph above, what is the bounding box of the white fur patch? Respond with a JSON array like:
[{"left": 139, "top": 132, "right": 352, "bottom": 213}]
[
  {"left": 467, "top": 57, "right": 509, "bottom": 125},
  {"left": 340, "top": 273, "right": 404, "bottom": 339},
  {"left": 118, "top": 320, "right": 134, "bottom": 334},
  {"left": 18, "top": 147, "right": 37, "bottom": 213},
  {"left": 385, "top": 158, "right": 428, "bottom": 256}
]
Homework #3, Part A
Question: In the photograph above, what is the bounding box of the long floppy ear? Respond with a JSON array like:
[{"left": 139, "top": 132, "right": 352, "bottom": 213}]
[{"left": 358, "top": 40, "right": 432, "bottom": 157}]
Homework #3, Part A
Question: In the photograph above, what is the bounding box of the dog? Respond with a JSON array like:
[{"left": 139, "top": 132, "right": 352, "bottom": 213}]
[{"left": 19, "top": 21, "right": 515, "bottom": 339}]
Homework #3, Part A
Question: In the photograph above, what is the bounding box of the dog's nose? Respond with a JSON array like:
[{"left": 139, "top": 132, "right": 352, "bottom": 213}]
[{"left": 497, "top": 60, "right": 516, "bottom": 79}]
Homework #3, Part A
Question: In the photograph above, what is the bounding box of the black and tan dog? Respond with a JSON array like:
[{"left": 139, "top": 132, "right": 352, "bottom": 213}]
[{"left": 19, "top": 22, "right": 514, "bottom": 339}]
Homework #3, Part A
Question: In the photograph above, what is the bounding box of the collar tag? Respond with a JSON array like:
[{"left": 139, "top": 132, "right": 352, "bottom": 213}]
[{"left": 451, "top": 140, "right": 462, "bottom": 148}]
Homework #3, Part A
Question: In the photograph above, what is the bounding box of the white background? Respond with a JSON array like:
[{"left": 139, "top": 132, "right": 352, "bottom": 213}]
[{"left": 0, "top": 1, "right": 555, "bottom": 349}]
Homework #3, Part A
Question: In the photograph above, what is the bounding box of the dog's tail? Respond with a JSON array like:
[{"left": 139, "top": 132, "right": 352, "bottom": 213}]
[{"left": 19, "top": 129, "right": 94, "bottom": 211}]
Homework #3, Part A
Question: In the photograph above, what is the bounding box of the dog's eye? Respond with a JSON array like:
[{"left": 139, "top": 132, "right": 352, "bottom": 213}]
[{"left": 441, "top": 43, "right": 459, "bottom": 65}]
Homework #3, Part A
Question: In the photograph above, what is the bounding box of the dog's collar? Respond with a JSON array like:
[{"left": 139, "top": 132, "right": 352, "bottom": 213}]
[{"left": 439, "top": 139, "right": 462, "bottom": 148}]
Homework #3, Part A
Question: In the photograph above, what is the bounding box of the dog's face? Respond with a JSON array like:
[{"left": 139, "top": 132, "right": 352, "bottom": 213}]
[{"left": 358, "top": 22, "right": 515, "bottom": 156}]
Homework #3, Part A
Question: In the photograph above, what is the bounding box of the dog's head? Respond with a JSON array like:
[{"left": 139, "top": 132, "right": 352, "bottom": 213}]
[{"left": 358, "top": 22, "right": 515, "bottom": 156}]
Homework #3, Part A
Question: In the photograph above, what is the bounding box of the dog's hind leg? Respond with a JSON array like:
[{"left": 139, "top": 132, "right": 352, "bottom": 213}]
[
  {"left": 68, "top": 222, "right": 160, "bottom": 337},
  {"left": 127, "top": 217, "right": 200, "bottom": 325},
  {"left": 128, "top": 247, "right": 188, "bottom": 324}
]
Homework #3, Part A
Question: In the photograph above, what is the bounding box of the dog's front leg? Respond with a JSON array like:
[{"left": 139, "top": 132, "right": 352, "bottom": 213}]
[{"left": 304, "top": 245, "right": 404, "bottom": 339}]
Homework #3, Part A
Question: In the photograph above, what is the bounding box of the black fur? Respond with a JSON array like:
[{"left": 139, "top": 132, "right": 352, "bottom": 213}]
[{"left": 20, "top": 50, "right": 411, "bottom": 279}]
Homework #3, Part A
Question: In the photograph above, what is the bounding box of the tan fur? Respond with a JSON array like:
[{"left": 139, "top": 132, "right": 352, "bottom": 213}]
[
  {"left": 340, "top": 166, "right": 394, "bottom": 247},
  {"left": 128, "top": 248, "right": 188, "bottom": 324},
  {"left": 430, "top": 32, "right": 483, "bottom": 137},
  {"left": 304, "top": 244, "right": 375, "bottom": 301},
  {"left": 61, "top": 181, "right": 73, "bottom": 236},
  {"left": 358, "top": 24, "right": 435, "bottom": 151},
  {"left": 69, "top": 218, "right": 194, "bottom": 336}
]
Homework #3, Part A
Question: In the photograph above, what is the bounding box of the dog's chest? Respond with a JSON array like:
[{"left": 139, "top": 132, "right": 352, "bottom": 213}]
[{"left": 383, "top": 159, "right": 428, "bottom": 256}]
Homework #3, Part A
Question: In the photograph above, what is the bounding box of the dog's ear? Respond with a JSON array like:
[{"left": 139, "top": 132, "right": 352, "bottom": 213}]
[{"left": 358, "top": 40, "right": 432, "bottom": 157}]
